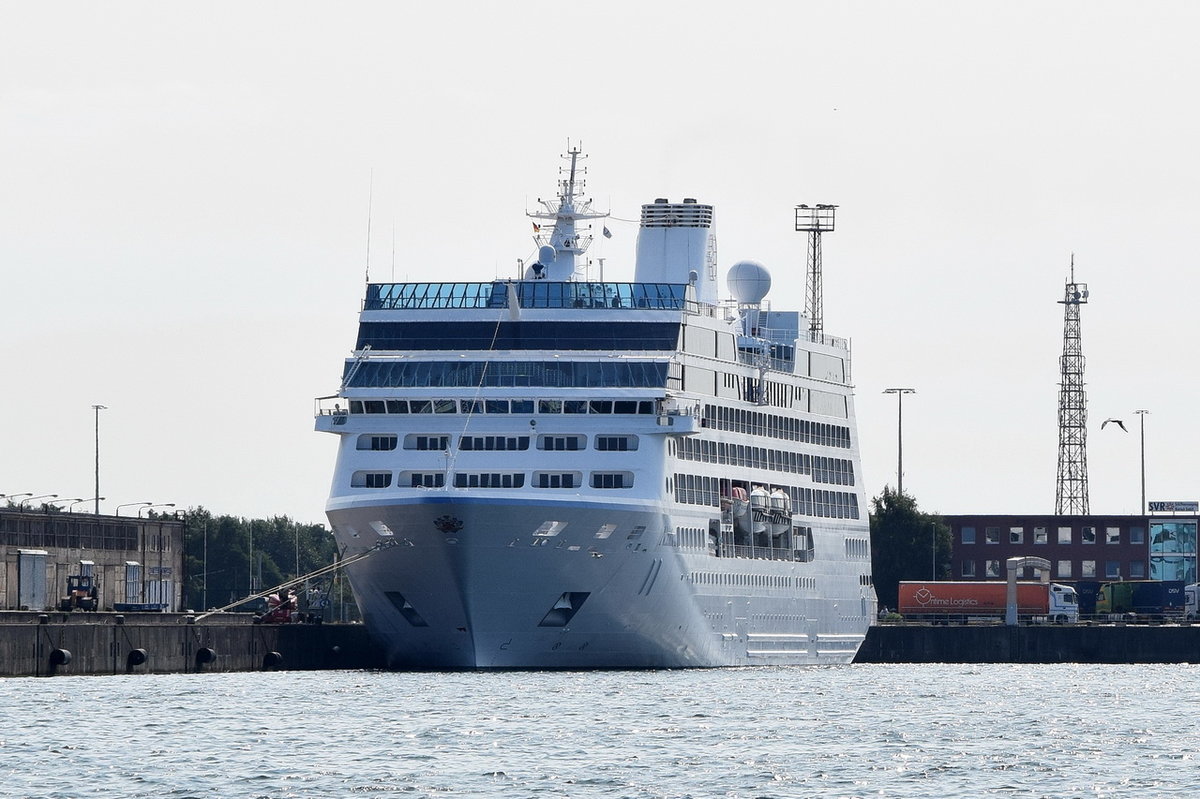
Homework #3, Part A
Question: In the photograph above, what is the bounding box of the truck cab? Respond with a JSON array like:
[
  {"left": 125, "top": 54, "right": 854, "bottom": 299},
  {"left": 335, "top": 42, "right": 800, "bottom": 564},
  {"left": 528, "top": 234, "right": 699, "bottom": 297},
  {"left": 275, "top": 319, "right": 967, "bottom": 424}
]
[{"left": 1049, "top": 583, "right": 1079, "bottom": 624}]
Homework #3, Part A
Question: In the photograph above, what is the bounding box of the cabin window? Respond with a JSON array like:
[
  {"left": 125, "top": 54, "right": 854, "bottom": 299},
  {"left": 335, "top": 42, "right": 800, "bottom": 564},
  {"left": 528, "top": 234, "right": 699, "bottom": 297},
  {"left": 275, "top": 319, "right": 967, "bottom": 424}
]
[
  {"left": 459, "top": 436, "right": 530, "bottom": 451},
  {"left": 357, "top": 434, "right": 398, "bottom": 451},
  {"left": 591, "top": 472, "right": 632, "bottom": 489},
  {"left": 352, "top": 471, "right": 392, "bottom": 488},
  {"left": 538, "top": 435, "right": 584, "bottom": 451},
  {"left": 595, "top": 435, "right": 637, "bottom": 452},
  {"left": 535, "top": 472, "right": 579, "bottom": 489},
  {"left": 453, "top": 473, "right": 526, "bottom": 488},
  {"left": 405, "top": 435, "right": 449, "bottom": 451},
  {"left": 404, "top": 472, "right": 445, "bottom": 488}
]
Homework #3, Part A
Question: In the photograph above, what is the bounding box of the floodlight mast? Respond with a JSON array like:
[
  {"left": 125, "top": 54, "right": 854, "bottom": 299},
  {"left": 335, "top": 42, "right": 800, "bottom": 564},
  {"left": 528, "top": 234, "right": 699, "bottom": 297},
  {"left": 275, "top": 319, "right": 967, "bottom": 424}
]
[{"left": 795, "top": 204, "right": 836, "bottom": 341}]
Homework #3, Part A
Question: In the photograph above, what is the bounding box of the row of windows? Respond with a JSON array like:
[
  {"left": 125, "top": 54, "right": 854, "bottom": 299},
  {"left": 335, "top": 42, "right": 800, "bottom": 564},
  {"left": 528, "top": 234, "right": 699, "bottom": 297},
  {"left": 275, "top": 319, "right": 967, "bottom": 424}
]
[
  {"left": 964, "top": 559, "right": 1146, "bottom": 580},
  {"left": 348, "top": 398, "right": 658, "bottom": 415},
  {"left": 363, "top": 281, "right": 687, "bottom": 311},
  {"left": 674, "top": 436, "right": 854, "bottom": 486},
  {"left": 962, "top": 525, "right": 1145, "bottom": 546},
  {"left": 1, "top": 516, "right": 141, "bottom": 550},
  {"left": 701, "top": 404, "right": 851, "bottom": 449},
  {"left": 355, "top": 321, "right": 682, "bottom": 351},
  {"left": 671, "top": 474, "right": 860, "bottom": 520},
  {"left": 382, "top": 434, "right": 640, "bottom": 452},
  {"left": 351, "top": 470, "right": 634, "bottom": 490},
  {"left": 343, "top": 361, "right": 670, "bottom": 389}
]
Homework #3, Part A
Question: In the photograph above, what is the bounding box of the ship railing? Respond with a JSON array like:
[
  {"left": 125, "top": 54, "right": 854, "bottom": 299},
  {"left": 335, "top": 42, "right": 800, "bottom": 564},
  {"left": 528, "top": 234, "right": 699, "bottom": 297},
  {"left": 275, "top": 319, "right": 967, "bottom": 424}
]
[
  {"left": 314, "top": 396, "right": 349, "bottom": 417},
  {"left": 726, "top": 544, "right": 801, "bottom": 562}
]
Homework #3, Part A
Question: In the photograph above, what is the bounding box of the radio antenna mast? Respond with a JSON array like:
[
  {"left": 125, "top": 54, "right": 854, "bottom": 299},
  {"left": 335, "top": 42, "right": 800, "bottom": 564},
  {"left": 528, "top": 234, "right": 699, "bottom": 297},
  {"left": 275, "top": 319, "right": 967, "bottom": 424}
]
[{"left": 1055, "top": 255, "right": 1090, "bottom": 514}]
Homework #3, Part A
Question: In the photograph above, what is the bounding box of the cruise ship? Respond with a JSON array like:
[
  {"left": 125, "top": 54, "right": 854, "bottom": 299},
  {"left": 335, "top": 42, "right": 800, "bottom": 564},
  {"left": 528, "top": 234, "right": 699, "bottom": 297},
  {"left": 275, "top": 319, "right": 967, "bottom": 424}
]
[{"left": 315, "top": 149, "right": 876, "bottom": 668}]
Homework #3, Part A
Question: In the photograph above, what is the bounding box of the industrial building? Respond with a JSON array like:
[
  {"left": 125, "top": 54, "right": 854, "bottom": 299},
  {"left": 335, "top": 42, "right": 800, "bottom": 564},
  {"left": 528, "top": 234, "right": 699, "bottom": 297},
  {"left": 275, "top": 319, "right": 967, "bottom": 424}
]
[
  {"left": 0, "top": 508, "right": 184, "bottom": 612},
  {"left": 944, "top": 513, "right": 1197, "bottom": 585}
]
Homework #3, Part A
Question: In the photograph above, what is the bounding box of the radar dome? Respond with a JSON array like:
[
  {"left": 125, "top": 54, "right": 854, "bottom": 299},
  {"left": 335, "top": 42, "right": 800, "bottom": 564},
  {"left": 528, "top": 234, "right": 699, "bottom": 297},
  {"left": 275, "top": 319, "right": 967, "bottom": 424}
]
[
  {"left": 538, "top": 245, "right": 556, "bottom": 264},
  {"left": 726, "top": 260, "right": 772, "bottom": 304}
]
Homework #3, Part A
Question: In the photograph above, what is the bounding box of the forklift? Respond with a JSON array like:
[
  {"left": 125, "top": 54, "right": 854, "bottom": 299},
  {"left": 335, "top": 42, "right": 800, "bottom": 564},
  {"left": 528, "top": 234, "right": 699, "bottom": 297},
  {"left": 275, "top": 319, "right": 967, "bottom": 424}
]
[{"left": 60, "top": 574, "right": 99, "bottom": 612}]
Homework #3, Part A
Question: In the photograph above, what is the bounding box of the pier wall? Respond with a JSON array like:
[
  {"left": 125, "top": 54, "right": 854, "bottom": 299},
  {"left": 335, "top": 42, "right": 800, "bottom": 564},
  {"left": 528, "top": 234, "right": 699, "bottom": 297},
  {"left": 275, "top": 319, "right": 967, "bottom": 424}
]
[
  {"left": 855, "top": 623, "right": 1200, "bottom": 664},
  {"left": 0, "top": 612, "right": 383, "bottom": 677}
]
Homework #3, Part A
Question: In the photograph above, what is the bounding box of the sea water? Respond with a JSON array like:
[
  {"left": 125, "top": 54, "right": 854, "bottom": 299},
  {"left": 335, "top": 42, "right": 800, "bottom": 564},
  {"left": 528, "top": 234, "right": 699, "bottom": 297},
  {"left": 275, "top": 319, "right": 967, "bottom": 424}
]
[{"left": 2, "top": 664, "right": 1198, "bottom": 798}]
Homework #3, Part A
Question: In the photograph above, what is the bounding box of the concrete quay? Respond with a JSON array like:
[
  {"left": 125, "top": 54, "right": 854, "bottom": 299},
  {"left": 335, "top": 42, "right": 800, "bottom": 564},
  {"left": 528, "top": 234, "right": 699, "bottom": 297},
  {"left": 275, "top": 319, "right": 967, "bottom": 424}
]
[
  {"left": 855, "top": 622, "right": 1200, "bottom": 664},
  {"left": 0, "top": 611, "right": 384, "bottom": 677}
]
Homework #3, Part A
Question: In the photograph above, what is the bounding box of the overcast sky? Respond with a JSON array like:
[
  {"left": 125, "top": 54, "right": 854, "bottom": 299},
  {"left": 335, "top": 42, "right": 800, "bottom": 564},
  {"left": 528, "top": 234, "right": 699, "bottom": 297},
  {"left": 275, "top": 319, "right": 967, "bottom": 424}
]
[{"left": 3, "top": 1, "right": 1198, "bottom": 524}]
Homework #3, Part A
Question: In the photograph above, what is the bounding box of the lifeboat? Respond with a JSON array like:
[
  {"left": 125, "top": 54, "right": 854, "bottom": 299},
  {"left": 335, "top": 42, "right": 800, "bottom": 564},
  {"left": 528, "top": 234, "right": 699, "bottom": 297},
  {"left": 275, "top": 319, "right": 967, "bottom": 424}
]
[{"left": 768, "top": 488, "right": 792, "bottom": 537}]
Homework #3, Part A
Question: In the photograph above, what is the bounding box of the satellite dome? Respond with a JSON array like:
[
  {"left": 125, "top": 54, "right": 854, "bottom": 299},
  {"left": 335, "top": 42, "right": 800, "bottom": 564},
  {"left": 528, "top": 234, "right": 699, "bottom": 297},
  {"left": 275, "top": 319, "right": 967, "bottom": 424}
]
[
  {"left": 726, "top": 260, "right": 771, "bottom": 304},
  {"left": 538, "top": 245, "right": 556, "bottom": 264}
]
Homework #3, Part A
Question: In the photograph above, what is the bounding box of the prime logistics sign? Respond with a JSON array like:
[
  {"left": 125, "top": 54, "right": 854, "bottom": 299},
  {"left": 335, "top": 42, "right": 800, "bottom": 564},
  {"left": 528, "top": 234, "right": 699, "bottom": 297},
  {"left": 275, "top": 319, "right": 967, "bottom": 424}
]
[{"left": 1149, "top": 501, "right": 1199, "bottom": 513}]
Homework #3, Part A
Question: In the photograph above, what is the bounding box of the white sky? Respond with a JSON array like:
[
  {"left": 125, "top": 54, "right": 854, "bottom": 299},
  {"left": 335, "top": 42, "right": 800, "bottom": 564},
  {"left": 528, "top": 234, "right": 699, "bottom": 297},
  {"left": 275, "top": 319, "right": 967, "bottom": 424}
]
[{"left": 3, "top": 1, "right": 1198, "bottom": 524}]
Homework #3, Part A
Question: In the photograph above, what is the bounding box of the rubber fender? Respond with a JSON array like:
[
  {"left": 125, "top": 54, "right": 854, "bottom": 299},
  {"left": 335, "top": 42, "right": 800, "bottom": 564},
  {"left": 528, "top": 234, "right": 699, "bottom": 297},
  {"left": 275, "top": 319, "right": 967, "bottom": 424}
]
[
  {"left": 126, "top": 648, "right": 148, "bottom": 669},
  {"left": 194, "top": 647, "right": 217, "bottom": 665},
  {"left": 49, "top": 648, "right": 71, "bottom": 667},
  {"left": 262, "top": 651, "right": 284, "bottom": 670}
]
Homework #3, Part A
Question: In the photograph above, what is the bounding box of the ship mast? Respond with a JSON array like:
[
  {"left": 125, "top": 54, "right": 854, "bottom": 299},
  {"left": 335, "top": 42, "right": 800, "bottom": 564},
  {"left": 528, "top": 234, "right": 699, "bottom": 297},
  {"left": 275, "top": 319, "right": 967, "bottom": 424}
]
[{"left": 526, "top": 144, "right": 608, "bottom": 281}]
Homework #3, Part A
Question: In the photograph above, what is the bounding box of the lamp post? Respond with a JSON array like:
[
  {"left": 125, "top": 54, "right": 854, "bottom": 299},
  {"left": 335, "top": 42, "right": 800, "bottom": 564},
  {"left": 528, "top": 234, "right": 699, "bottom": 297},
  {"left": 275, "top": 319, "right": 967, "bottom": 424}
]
[
  {"left": 138, "top": 503, "right": 176, "bottom": 518},
  {"left": 1135, "top": 409, "right": 1149, "bottom": 515},
  {"left": 92, "top": 404, "right": 107, "bottom": 515},
  {"left": 51, "top": 497, "right": 84, "bottom": 510},
  {"left": 1, "top": 492, "right": 33, "bottom": 505},
  {"left": 70, "top": 497, "right": 105, "bottom": 512},
  {"left": 116, "top": 501, "right": 153, "bottom": 517},
  {"left": 882, "top": 388, "right": 916, "bottom": 495},
  {"left": 19, "top": 493, "right": 59, "bottom": 509}
]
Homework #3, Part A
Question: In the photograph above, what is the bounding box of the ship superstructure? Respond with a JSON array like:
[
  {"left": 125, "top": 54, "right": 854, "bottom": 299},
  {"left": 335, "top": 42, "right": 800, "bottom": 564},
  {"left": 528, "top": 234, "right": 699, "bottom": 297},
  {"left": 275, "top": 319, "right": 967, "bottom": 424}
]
[{"left": 315, "top": 149, "right": 876, "bottom": 668}]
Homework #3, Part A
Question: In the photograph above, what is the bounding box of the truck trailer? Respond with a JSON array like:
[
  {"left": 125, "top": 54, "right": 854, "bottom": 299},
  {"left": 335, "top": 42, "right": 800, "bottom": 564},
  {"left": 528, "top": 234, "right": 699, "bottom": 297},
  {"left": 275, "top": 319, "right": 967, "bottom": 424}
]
[
  {"left": 1096, "top": 580, "right": 1185, "bottom": 619},
  {"left": 897, "top": 581, "right": 1079, "bottom": 624}
]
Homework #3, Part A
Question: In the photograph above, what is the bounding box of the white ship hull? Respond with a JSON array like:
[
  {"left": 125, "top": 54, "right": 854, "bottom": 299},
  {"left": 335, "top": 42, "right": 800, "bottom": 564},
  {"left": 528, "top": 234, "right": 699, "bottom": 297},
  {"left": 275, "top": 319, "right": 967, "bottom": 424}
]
[{"left": 329, "top": 495, "right": 868, "bottom": 669}]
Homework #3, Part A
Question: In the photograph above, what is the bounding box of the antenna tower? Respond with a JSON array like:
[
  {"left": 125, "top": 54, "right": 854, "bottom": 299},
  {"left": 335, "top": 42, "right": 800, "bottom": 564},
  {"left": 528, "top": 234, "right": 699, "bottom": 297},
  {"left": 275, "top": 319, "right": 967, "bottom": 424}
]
[
  {"left": 1055, "top": 257, "right": 1090, "bottom": 514},
  {"left": 795, "top": 205, "right": 836, "bottom": 340}
]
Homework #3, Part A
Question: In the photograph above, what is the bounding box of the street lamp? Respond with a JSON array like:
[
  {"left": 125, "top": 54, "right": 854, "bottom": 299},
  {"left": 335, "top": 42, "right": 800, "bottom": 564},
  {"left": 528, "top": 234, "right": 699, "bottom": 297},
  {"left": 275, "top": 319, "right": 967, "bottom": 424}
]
[
  {"left": 19, "top": 493, "right": 59, "bottom": 509},
  {"left": 50, "top": 497, "right": 84, "bottom": 509},
  {"left": 138, "top": 503, "right": 176, "bottom": 518},
  {"left": 882, "top": 388, "right": 916, "bottom": 495},
  {"left": 92, "top": 404, "right": 107, "bottom": 515},
  {"left": 2, "top": 492, "right": 33, "bottom": 505},
  {"left": 70, "top": 497, "right": 105, "bottom": 512},
  {"left": 1135, "top": 409, "right": 1149, "bottom": 515},
  {"left": 116, "top": 501, "right": 153, "bottom": 516}
]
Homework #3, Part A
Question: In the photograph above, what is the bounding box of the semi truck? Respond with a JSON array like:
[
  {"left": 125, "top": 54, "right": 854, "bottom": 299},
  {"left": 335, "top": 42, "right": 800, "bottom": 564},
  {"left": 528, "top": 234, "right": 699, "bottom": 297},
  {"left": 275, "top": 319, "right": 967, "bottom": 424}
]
[
  {"left": 1096, "top": 580, "right": 1185, "bottom": 620},
  {"left": 897, "top": 581, "right": 1079, "bottom": 624}
]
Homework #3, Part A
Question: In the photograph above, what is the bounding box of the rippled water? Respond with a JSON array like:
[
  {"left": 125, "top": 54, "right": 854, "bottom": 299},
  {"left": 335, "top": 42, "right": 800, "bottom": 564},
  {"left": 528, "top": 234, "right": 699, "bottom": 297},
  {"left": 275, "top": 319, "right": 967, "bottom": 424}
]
[{"left": 2, "top": 665, "right": 1198, "bottom": 798}]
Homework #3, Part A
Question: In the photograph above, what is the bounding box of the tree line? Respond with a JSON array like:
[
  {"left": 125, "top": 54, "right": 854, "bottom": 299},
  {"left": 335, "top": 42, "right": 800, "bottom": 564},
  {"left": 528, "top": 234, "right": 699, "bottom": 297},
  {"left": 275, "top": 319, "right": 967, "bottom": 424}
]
[{"left": 176, "top": 508, "right": 356, "bottom": 617}]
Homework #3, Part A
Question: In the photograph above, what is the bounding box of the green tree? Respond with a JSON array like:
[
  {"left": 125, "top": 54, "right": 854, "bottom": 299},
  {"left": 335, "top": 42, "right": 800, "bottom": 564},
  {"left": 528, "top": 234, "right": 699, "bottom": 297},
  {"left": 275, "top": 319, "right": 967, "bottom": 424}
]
[
  {"left": 869, "top": 487, "right": 952, "bottom": 609},
  {"left": 176, "top": 507, "right": 341, "bottom": 613}
]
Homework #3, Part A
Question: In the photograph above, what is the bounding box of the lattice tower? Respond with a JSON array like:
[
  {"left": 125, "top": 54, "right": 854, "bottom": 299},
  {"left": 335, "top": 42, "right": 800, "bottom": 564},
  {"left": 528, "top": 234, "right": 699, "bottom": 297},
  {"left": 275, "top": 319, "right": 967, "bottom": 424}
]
[
  {"left": 1055, "top": 261, "right": 1090, "bottom": 514},
  {"left": 795, "top": 205, "right": 836, "bottom": 341}
]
